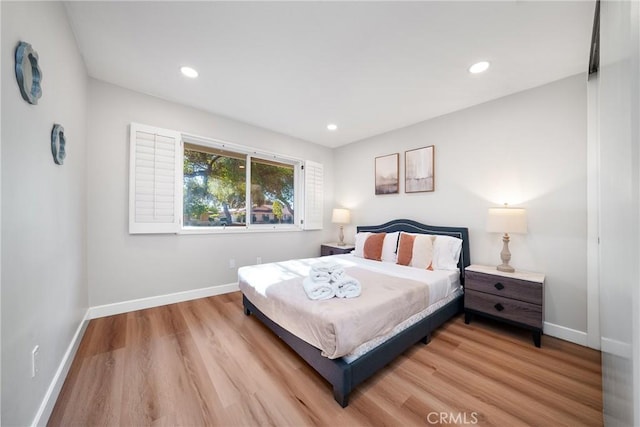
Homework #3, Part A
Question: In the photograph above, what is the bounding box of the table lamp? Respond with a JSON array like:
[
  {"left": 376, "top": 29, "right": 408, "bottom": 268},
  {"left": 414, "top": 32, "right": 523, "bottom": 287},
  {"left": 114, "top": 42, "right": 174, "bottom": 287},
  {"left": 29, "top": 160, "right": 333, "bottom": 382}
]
[
  {"left": 486, "top": 205, "right": 527, "bottom": 272},
  {"left": 331, "top": 208, "right": 351, "bottom": 246}
]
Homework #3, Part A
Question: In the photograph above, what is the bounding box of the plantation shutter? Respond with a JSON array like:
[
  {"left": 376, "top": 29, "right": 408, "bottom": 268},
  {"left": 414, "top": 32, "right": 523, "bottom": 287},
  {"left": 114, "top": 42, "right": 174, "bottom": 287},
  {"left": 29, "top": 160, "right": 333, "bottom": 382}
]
[
  {"left": 303, "top": 160, "right": 323, "bottom": 230},
  {"left": 129, "top": 123, "right": 182, "bottom": 234}
]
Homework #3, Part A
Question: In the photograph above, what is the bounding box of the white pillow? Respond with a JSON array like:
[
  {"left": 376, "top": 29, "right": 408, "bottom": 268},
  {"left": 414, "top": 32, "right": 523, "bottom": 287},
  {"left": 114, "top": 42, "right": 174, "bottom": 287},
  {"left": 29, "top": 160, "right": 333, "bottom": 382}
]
[
  {"left": 410, "top": 234, "right": 435, "bottom": 269},
  {"left": 381, "top": 232, "right": 400, "bottom": 263},
  {"left": 353, "top": 232, "right": 372, "bottom": 258},
  {"left": 432, "top": 235, "right": 463, "bottom": 270}
]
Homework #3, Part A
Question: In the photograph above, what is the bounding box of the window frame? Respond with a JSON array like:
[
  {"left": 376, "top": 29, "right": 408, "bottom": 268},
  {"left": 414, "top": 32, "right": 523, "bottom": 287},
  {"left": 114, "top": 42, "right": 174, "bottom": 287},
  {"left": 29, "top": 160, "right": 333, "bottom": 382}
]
[{"left": 179, "top": 133, "right": 304, "bottom": 234}]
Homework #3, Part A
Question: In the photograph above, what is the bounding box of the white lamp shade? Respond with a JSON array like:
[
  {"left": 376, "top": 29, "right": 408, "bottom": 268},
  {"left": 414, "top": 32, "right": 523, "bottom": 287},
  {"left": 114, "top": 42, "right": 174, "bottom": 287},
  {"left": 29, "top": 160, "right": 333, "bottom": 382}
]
[
  {"left": 486, "top": 207, "right": 527, "bottom": 234},
  {"left": 331, "top": 208, "right": 351, "bottom": 224}
]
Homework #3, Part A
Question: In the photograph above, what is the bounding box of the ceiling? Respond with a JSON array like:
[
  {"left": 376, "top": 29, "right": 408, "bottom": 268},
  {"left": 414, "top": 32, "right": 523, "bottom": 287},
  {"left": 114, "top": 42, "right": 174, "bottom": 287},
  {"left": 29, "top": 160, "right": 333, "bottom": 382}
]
[{"left": 65, "top": 1, "right": 595, "bottom": 148}]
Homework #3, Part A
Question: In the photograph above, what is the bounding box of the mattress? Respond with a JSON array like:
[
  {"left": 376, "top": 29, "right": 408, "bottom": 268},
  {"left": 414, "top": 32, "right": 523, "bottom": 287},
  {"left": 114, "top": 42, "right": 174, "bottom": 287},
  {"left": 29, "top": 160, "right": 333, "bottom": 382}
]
[{"left": 238, "top": 254, "right": 460, "bottom": 359}]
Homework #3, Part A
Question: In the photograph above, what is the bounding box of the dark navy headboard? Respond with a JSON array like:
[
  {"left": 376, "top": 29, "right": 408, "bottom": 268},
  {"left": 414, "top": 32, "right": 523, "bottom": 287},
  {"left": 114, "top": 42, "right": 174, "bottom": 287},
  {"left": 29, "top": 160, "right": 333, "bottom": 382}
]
[{"left": 356, "top": 219, "right": 471, "bottom": 284}]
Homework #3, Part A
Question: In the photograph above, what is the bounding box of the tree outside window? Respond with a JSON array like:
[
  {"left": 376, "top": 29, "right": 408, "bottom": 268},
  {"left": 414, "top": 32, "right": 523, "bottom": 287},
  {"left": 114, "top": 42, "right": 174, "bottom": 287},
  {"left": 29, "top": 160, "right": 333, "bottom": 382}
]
[{"left": 183, "top": 144, "right": 295, "bottom": 227}]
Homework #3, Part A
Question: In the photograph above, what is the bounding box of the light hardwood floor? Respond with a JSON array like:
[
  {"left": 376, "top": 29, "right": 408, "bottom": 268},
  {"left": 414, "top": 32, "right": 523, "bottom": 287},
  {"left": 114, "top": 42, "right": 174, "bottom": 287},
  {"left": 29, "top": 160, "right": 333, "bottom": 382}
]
[{"left": 49, "top": 292, "right": 603, "bottom": 426}]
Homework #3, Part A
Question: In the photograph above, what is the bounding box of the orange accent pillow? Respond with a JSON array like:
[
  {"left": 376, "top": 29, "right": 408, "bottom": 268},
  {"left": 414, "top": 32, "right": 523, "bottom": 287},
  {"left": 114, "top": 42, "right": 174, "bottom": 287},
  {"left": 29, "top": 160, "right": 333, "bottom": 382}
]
[
  {"left": 363, "top": 233, "right": 385, "bottom": 261},
  {"left": 396, "top": 233, "right": 416, "bottom": 266}
]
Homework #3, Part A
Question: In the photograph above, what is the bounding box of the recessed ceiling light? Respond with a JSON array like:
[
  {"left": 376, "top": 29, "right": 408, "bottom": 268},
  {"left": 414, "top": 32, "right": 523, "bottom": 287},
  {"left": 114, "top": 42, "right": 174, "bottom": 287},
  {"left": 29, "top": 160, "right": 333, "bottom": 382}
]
[
  {"left": 469, "top": 61, "right": 490, "bottom": 74},
  {"left": 327, "top": 123, "right": 338, "bottom": 131},
  {"left": 180, "top": 66, "right": 198, "bottom": 78}
]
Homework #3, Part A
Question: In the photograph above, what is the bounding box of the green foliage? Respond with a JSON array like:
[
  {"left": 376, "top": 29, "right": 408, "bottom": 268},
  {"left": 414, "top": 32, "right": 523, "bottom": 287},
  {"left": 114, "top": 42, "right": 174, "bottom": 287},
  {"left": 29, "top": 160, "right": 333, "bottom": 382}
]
[
  {"left": 251, "top": 161, "right": 294, "bottom": 216},
  {"left": 272, "top": 200, "right": 283, "bottom": 222},
  {"left": 184, "top": 148, "right": 247, "bottom": 221},
  {"left": 184, "top": 176, "right": 212, "bottom": 219},
  {"left": 184, "top": 148, "right": 294, "bottom": 225}
]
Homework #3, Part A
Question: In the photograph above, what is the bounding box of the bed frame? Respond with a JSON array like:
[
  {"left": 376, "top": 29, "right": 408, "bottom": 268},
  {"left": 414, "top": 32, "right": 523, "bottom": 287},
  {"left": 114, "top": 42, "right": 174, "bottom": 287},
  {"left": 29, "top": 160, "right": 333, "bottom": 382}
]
[{"left": 242, "top": 219, "right": 470, "bottom": 407}]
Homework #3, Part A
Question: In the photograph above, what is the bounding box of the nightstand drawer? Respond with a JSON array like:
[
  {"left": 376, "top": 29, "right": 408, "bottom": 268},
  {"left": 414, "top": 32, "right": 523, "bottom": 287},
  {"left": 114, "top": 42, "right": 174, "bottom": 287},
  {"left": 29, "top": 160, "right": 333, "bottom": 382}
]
[
  {"left": 320, "top": 244, "right": 354, "bottom": 256},
  {"left": 465, "top": 270, "right": 542, "bottom": 305},
  {"left": 465, "top": 289, "right": 542, "bottom": 329},
  {"left": 321, "top": 246, "right": 337, "bottom": 256}
]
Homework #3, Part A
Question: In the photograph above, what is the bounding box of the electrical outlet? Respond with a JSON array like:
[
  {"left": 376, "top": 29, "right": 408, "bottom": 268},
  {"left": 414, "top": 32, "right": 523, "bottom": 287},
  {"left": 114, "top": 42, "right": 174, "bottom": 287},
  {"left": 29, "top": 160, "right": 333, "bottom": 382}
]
[
  {"left": 256, "top": 257, "right": 262, "bottom": 264},
  {"left": 229, "top": 259, "right": 236, "bottom": 269},
  {"left": 31, "top": 345, "right": 40, "bottom": 378}
]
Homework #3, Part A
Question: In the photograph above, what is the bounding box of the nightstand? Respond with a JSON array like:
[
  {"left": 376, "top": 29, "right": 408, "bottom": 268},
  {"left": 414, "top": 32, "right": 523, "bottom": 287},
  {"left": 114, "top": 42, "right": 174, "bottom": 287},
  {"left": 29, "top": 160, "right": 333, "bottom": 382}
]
[
  {"left": 464, "top": 264, "right": 545, "bottom": 347},
  {"left": 321, "top": 243, "right": 355, "bottom": 256}
]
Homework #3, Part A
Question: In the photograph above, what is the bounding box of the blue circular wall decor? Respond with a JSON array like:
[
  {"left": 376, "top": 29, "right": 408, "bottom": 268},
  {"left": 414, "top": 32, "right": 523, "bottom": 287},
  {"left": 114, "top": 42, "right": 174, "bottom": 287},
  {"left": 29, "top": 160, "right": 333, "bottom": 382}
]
[
  {"left": 15, "top": 41, "right": 43, "bottom": 105},
  {"left": 51, "top": 124, "right": 66, "bottom": 165}
]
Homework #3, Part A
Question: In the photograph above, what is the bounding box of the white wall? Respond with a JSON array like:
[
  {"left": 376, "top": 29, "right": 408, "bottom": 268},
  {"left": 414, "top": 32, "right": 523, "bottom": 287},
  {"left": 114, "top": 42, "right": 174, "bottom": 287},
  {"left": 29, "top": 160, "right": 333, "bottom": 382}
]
[
  {"left": 599, "top": 1, "right": 640, "bottom": 425},
  {"left": 334, "top": 74, "right": 588, "bottom": 335},
  {"left": 1, "top": 2, "right": 88, "bottom": 425},
  {"left": 87, "top": 79, "right": 334, "bottom": 307}
]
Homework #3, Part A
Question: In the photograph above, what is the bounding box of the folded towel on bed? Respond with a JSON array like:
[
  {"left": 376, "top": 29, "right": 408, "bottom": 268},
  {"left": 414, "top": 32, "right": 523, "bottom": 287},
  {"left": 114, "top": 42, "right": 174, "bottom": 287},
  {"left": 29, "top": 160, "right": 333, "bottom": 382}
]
[
  {"left": 310, "top": 270, "right": 331, "bottom": 283},
  {"left": 303, "top": 277, "right": 336, "bottom": 300},
  {"left": 329, "top": 268, "right": 346, "bottom": 283},
  {"left": 334, "top": 276, "right": 361, "bottom": 298},
  {"left": 311, "top": 261, "right": 345, "bottom": 283},
  {"left": 305, "top": 261, "right": 353, "bottom": 300},
  {"left": 310, "top": 261, "right": 342, "bottom": 274}
]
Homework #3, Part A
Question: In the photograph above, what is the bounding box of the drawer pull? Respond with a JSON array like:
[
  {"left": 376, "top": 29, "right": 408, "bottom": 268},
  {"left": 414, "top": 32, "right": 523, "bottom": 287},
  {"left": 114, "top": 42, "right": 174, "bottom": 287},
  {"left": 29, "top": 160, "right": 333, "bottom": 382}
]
[
  {"left": 494, "top": 282, "right": 504, "bottom": 290},
  {"left": 494, "top": 303, "right": 505, "bottom": 312}
]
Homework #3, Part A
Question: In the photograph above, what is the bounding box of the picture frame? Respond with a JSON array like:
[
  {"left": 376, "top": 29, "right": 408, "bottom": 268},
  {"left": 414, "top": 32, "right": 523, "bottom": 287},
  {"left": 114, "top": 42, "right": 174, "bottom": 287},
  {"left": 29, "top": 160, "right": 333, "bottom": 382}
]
[
  {"left": 405, "top": 145, "right": 434, "bottom": 193},
  {"left": 375, "top": 153, "right": 399, "bottom": 195}
]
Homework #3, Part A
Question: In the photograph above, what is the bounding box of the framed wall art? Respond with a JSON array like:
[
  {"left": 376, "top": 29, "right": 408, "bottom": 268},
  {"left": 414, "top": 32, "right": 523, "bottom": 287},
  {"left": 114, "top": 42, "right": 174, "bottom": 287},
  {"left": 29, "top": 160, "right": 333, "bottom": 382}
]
[
  {"left": 375, "top": 153, "right": 399, "bottom": 195},
  {"left": 405, "top": 145, "right": 434, "bottom": 193}
]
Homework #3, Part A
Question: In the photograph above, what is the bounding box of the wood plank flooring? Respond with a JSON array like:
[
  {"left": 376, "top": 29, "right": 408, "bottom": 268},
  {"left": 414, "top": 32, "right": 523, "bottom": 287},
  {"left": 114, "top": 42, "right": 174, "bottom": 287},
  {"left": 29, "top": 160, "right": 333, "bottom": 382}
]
[{"left": 49, "top": 292, "right": 603, "bottom": 426}]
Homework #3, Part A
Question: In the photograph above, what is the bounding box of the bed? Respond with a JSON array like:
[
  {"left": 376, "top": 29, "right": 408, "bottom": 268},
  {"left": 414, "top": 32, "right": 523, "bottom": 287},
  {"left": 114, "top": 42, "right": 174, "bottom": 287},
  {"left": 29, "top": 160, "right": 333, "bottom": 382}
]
[{"left": 239, "top": 219, "right": 470, "bottom": 407}]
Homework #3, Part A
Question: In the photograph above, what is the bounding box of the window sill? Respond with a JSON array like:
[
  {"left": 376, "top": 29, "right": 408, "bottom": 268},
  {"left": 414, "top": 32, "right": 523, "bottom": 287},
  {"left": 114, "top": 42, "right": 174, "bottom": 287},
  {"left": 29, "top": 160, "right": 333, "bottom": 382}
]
[{"left": 179, "top": 225, "right": 303, "bottom": 235}]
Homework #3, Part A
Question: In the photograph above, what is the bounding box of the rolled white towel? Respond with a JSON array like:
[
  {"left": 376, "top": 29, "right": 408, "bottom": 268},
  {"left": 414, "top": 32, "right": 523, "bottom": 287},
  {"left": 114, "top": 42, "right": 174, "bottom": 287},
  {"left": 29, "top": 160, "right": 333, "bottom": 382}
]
[
  {"left": 311, "top": 270, "right": 331, "bottom": 283},
  {"left": 329, "top": 268, "right": 346, "bottom": 283},
  {"left": 303, "top": 277, "right": 336, "bottom": 300},
  {"left": 311, "top": 261, "right": 342, "bottom": 274},
  {"left": 334, "top": 276, "right": 361, "bottom": 298}
]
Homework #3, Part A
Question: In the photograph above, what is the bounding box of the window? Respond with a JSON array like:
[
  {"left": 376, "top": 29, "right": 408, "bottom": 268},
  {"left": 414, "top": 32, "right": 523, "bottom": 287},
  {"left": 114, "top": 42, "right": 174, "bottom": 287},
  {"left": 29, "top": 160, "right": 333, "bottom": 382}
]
[
  {"left": 129, "top": 123, "right": 323, "bottom": 234},
  {"left": 183, "top": 143, "right": 297, "bottom": 228},
  {"left": 250, "top": 158, "right": 295, "bottom": 225},
  {"left": 183, "top": 144, "right": 247, "bottom": 227}
]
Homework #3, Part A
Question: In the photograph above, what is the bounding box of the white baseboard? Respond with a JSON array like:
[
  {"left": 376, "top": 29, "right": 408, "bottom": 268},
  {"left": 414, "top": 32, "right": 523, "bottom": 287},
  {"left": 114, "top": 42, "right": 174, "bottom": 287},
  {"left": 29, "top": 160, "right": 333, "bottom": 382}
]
[
  {"left": 32, "top": 310, "right": 90, "bottom": 427},
  {"left": 87, "top": 282, "right": 240, "bottom": 319},
  {"left": 601, "top": 337, "right": 632, "bottom": 358},
  {"left": 544, "top": 321, "right": 588, "bottom": 347}
]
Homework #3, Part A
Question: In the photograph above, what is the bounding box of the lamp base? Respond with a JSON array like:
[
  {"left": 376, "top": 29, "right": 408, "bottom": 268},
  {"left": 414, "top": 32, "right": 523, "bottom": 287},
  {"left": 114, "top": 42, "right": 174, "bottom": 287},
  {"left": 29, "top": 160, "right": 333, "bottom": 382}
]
[
  {"left": 496, "top": 233, "right": 515, "bottom": 273},
  {"left": 497, "top": 264, "right": 515, "bottom": 273},
  {"left": 337, "top": 225, "right": 345, "bottom": 246}
]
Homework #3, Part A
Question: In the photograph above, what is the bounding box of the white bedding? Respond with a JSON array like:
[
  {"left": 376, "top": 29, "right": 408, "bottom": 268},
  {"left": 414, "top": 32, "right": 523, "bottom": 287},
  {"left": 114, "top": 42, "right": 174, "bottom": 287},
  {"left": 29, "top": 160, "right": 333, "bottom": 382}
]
[
  {"left": 239, "top": 254, "right": 460, "bottom": 359},
  {"left": 331, "top": 254, "right": 460, "bottom": 302}
]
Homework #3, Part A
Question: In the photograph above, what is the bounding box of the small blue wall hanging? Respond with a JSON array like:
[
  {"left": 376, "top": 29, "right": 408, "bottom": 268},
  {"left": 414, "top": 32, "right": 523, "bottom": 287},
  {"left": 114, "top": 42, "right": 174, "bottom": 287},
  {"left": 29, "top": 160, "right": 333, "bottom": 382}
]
[
  {"left": 15, "top": 41, "right": 43, "bottom": 105},
  {"left": 51, "top": 124, "right": 66, "bottom": 165}
]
